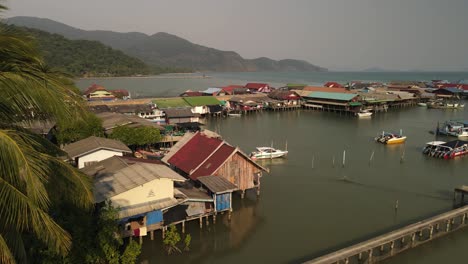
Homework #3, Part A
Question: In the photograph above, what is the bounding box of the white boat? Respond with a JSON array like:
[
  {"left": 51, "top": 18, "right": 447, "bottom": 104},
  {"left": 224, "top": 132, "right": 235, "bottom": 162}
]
[
  {"left": 357, "top": 109, "right": 372, "bottom": 117},
  {"left": 417, "top": 102, "right": 427, "bottom": 107},
  {"left": 228, "top": 113, "right": 242, "bottom": 117},
  {"left": 250, "top": 147, "right": 288, "bottom": 160}
]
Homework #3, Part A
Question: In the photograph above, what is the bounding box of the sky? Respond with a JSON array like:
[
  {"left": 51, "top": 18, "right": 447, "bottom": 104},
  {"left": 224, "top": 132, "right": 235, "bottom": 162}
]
[{"left": 4, "top": 0, "right": 468, "bottom": 71}]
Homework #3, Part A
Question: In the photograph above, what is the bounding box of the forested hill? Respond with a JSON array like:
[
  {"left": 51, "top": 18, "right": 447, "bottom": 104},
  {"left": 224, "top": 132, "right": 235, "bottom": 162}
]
[
  {"left": 7, "top": 16, "right": 328, "bottom": 72},
  {"left": 11, "top": 25, "right": 150, "bottom": 77}
]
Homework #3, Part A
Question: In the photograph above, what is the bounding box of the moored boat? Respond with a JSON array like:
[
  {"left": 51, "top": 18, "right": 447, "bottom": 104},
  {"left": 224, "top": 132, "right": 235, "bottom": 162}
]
[
  {"left": 250, "top": 147, "right": 288, "bottom": 160},
  {"left": 228, "top": 113, "right": 242, "bottom": 117},
  {"left": 435, "top": 120, "right": 468, "bottom": 138},
  {"left": 356, "top": 109, "right": 372, "bottom": 118},
  {"left": 417, "top": 102, "right": 427, "bottom": 107},
  {"left": 375, "top": 131, "right": 407, "bottom": 144},
  {"left": 422, "top": 140, "right": 468, "bottom": 159}
]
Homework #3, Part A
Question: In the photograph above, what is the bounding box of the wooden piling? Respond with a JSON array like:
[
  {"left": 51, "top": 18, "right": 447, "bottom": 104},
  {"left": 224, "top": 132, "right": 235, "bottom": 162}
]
[{"left": 150, "top": 230, "right": 154, "bottom": 240}]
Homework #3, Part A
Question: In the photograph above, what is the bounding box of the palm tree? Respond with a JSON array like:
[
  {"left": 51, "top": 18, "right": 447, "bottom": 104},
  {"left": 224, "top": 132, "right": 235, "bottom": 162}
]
[{"left": 0, "top": 5, "right": 93, "bottom": 263}]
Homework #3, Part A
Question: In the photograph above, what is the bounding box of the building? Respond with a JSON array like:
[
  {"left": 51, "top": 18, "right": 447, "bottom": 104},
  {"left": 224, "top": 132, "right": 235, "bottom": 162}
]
[
  {"left": 433, "top": 87, "right": 464, "bottom": 98},
  {"left": 217, "top": 85, "right": 249, "bottom": 96},
  {"left": 82, "top": 156, "right": 186, "bottom": 237},
  {"left": 303, "top": 86, "right": 352, "bottom": 94},
  {"left": 95, "top": 112, "right": 164, "bottom": 135},
  {"left": 324, "top": 82, "right": 344, "bottom": 88},
  {"left": 62, "top": 136, "right": 132, "bottom": 168},
  {"left": 267, "top": 90, "right": 302, "bottom": 108},
  {"left": 162, "top": 131, "right": 268, "bottom": 197},
  {"left": 163, "top": 108, "right": 200, "bottom": 124},
  {"left": 182, "top": 96, "right": 222, "bottom": 115},
  {"left": 303, "top": 92, "right": 361, "bottom": 113},
  {"left": 200, "top": 87, "right": 222, "bottom": 96},
  {"left": 83, "top": 84, "right": 116, "bottom": 101},
  {"left": 179, "top": 90, "right": 204, "bottom": 97},
  {"left": 244, "top": 83, "right": 273, "bottom": 93}
]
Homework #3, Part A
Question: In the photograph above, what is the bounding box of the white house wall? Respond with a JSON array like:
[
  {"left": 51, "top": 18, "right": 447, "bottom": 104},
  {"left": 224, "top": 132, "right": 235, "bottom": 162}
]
[
  {"left": 191, "top": 106, "right": 208, "bottom": 115},
  {"left": 78, "top": 149, "right": 124, "bottom": 168},
  {"left": 110, "top": 178, "right": 174, "bottom": 208}
]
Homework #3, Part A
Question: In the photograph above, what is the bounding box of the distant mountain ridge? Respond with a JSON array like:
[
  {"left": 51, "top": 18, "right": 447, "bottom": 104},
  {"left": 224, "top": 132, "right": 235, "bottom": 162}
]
[{"left": 6, "top": 16, "right": 327, "bottom": 72}]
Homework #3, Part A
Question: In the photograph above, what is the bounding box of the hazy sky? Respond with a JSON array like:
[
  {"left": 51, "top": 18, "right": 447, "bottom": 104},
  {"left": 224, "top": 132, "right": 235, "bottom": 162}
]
[{"left": 5, "top": 0, "right": 468, "bottom": 71}]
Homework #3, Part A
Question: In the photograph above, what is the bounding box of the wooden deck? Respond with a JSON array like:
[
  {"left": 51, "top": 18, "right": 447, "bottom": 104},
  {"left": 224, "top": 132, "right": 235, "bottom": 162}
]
[{"left": 305, "top": 203, "right": 468, "bottom": 264}]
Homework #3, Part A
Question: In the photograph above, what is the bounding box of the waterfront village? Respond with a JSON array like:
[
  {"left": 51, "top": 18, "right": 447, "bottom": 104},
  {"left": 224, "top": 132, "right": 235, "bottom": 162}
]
[{"left": 27, "top": 79, "right": 468, "bottom": 261}]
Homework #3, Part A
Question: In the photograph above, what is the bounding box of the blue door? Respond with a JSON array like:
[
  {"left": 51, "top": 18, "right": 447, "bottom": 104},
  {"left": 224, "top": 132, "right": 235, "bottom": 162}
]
[{"left": 216, "top": 193, "right": 231, "bottom": 211}]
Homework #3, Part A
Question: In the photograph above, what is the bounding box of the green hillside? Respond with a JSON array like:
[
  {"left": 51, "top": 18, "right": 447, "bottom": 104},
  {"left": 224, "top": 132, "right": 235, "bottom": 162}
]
[{"left": 7, "top": 16, "right": 328, "bottom": 72}]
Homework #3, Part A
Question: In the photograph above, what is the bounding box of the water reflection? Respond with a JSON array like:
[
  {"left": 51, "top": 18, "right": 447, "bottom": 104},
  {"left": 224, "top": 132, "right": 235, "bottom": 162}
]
[{"left": 139, "top": 196, "right": 262, "bottom": 264}]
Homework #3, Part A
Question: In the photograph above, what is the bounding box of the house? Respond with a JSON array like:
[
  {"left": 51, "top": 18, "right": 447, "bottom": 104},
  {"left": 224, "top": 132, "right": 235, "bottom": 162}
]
[
  {"left": 95, "top": 112, "right": 164, "bottom": 135},
  {"left": 111, "top": 89, "right": 131, "bottom": 100},
  {"left": 163, "top": 108, "right": 200, "bottom": 124},
  {"left": 179, "top": 90, "right": 204, "bottom": 97},
  {"left": 324, "top": 82, "right": 344, "bottom": 88},
  {"left": 285, "top": 83, "right": 307, "bottom": 90},
  {"left": 18, "top": 120, "right": 56, "bottom": 140},
  {"left": 198, "top": 176, "right": 237, "bottom": 213},
  {"left": 267, "top": 90, "right": 302, "bottom": 108},
  {"left": 62, "top": 136, "right": 132, "bottom": 168},
  {"left": 82, "top": 156, "right": 186, "bottom": 237},
  {"left": 217, "top": 85, "right": 249, "bottom": 96},
  {"left": 200, "top": 87, "right": 222, "bottom": 96},
  {"left": 83, "top": 84, "right": 115, "bottom": 101},
  {"left": 162, "top": 131, "right": 268, "bottom": 197},
  {"left": 303, "top": 86, "right": 352, "bottom": 94},
  {"left": 303, "top": 92, "right": 361, "bottom": 113},
  {"left": 433, "top": 88, "right": 464, "bottom": 98},
  {"left": 182, "top": 96, "right": 222, "bottom": 115},
  {"left": 244, "top": 83, "right": 273, "bottom": 93}
]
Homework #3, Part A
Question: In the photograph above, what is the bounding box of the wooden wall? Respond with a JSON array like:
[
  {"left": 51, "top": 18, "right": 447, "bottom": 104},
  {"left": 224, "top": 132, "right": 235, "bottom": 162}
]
[{"left": 215, "top": 152, "right": 262, "bottom": 191}]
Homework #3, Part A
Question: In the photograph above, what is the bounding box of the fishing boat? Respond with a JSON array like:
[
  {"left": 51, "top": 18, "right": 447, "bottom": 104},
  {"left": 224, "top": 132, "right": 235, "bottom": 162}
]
[
  {"left": 356, "top": 109, "right": 372, "bottom": 117},
  {"left": 434, "top": 121, "right": 468, "bottom": 138},
  {"left": 228, "top": 113, "right": 242, "bottom": 117},
  {"left": 422, "top": 140, "right": 468, "bottom": 159},
  {"left": 250, "top": 147, "right": 288, "bottom": 160},
  {"left": 427, "top": 101, "right": 464, "bottom": 109},
  {"left": 375, "top": 131, "right": 407, "bottom": 144},
  {"left": 417, "top": 102, "right": 427, "bottom": 107}
]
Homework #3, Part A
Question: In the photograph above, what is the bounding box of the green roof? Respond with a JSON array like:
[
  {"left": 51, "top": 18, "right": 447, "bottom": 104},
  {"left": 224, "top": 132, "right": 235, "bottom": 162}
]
[
  {"left": 183, "top": 96, "right": 221, "bottom": 106},
  {"left": 305, "top": 92, "right": 358, "bottom": 101},
  {"left": 348, "top": 102, "right": 362, "bottom": 106},
  {"left": 152, "top": 98, "right": 190, "bottom": 109}
]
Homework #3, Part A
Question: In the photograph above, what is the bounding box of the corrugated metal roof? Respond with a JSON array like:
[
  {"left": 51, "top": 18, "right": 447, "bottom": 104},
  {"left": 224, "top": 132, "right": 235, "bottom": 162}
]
[
  {"left": 92, "top": 161, "right": 186, "bottom": 202},
  {"left": 305, "top": 92, "right": 358, "bottom": 101},
  {"left": 198, "top": 176, "right": 238, "bottom": 193},
  {"left": 164, "top": 108, "right": 196, "bottom": 118},
  {"left": 162, "top": 132, "right": 197, "bottom": 164},
  {"left": 63, "top": 136, "right": 131, "bottom": 159},
  {"left": 183, "top": 96, "right": 221, "bottom": 106},
  {"left": 118, "top": 197, "right": 180, "bottom": 219},
  {"left": 176, "top": 187, "right": 213, "bottom": 201},
  {"left": 201, "top": 88, "right": 222, "bottom": 94},
  {"left": 190, "top": 144, "right": 236, "bottom": 180},
  {"left": 96, "top": 112, "right": 164, "bottom": 131},
  {"left": 167, "top": 133, "right": 223, "bottom": 174},
  {"left": 153, "top": 98, "right": 191, "bottom": 109}
]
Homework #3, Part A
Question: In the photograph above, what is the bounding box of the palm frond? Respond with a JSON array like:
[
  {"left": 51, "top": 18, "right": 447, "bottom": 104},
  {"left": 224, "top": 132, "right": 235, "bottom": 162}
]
[{"left": 0, "top": 234, "right": 16, "bottom": 264}]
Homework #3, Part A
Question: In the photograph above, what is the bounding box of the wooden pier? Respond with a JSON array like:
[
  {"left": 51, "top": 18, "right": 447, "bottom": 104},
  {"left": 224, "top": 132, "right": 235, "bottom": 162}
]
[{"left": 305, "top": 195, "right": 468, "bottom": 263}]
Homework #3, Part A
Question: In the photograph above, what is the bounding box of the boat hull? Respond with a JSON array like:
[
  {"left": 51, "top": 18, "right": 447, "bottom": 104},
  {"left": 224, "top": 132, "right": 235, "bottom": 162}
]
[{"left": 386, "top": 137, "right": 407, "bottom": 144}]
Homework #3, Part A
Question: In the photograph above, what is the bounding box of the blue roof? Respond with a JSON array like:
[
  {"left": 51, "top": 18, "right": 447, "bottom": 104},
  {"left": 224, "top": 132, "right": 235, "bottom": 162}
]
[
  {"left": 201, "top": 87, "right": 222, "bottom": 94},
  {"left": 305, "top": 92, "right": 358, "bottom": 101}
]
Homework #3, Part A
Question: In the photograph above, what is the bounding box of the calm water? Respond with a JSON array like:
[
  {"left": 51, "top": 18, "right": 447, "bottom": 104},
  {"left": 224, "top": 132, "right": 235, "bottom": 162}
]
[{"left": 78, "top": 72, "right": 468, "bottom": 263}]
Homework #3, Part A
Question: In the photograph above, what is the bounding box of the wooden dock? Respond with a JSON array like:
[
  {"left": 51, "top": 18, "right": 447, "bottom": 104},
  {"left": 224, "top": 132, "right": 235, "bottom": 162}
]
[{"left": 305, "top": 202, "right": 468, "bottom": 263}]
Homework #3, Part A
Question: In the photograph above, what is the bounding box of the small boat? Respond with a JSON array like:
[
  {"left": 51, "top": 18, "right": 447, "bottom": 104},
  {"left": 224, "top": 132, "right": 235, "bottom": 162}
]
[
  {"left": 435, "top": 121, "right": 468, "bottom": 138},
  {"left": 356, "top": 109, "right": 372, "bottom": 118},
  {"left": 250, "top": 147, "right": 288, "bottom": 160},
  {"left": 422, "top": 140, "right": 468, "bottom": 159},
  {"left": 417, "top": 102, "right": 427, "bottom": 107},
  {"left": 228, "top": 113, "right": 242, "bottom": 117},
  {"left": 375, "top": 131, "right": 407, "bottom": 144}
]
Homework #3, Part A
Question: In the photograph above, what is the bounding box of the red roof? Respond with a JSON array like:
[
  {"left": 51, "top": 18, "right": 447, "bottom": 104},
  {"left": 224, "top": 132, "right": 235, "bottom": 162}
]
[
  {"left": 458, "top": 84, "right": 468, "bottom": 90},
  {"left": 180, "top": 91, "right": 204, "bottom": 97},
  {"left": 111, "top": 89, "right": 129, "bottom": 96},
  {"left": 84, "top": 84, "right": 106, "bottom": 95},
  {"left": 324, "top": 82, "right": 343, "bottom": 88},
  {"left": 303, "top": 86, "right": 351, "bottom": 93},
  {"left": 190, "top": 144, "right": 236, "bottom": 180},
  {"left": 245, "top": 83, "right": 269, "bottom": 90},
  {"left": 168, "top": 133, "right": 223, "bottom": 174},
  {"left": 221, "top": 85, "right": 244, "bottom": 92}
]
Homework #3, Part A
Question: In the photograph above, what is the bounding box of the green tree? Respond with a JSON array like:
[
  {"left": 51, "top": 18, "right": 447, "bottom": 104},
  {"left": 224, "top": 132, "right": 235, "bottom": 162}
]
[
  {"left": 109, "top": 126, "right": 161, "bottom": 147},
  {"left": 56, "top": 112, "right": 104, "bottom": 144},
  {"left": 163, "top": 226, "right": 181, "bottom": 255},
  {"left": 0, "top": 5, "right": 93, "bottom": 263}
]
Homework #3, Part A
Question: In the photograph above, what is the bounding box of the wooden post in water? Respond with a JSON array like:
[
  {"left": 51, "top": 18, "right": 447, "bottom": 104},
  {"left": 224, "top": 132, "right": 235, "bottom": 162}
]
[
  {"left": 150, "top": 230, "right": 154, "bottom": 240},
  {"left": 312, "top": 156, "right": 315, "bottom": 169},
  {"left": 342, "top": 150, "right": 346, "bottom": 168},
  {"left": 332, "top": 156, "right": 335, "bottom": 168},
  {"left": 182, "top": 221, "right": 185, "bottom": 234},
  {"left": 369, "top": 150, "right": 375, "bottom": 166}
]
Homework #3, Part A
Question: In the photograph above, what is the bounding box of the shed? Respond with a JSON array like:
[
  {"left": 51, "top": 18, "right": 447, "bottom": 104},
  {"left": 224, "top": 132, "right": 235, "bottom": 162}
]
[{"left": 198, "top": 175, "right": 237, "bottom": 212}]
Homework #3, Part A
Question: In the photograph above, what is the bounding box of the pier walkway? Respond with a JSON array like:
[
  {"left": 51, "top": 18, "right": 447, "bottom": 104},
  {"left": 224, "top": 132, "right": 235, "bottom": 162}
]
[{"left": 305, "top": 203, "right": 468, "bottom": 264}]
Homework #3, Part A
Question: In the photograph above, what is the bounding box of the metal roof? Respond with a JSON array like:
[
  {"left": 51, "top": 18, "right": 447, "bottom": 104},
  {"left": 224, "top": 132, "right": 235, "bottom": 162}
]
[
  {"left": 91, "top": 161, "right": 186, "bottom": 203},
  {"left": 153, "top": 98, "right": 191, "bottom": 109},
  {"left": 62, "top": 136, "right": 131, "bottom": 159},
  {"left": 183, "top": 96, "right": 221, "bottom": 106},
  {"left": 305, "top": 92, "right": 358, "bottom": 101},
  {"left": 198, "top": 176, "right": 238, "bottom": 193},
  {"left": 201, "top": 88, "right": 222, "bottom": 94},
  {"left": 163, "top": 108, "right": 196, "bottom": 118},
  {"left": 118, "top": 197, "right": 180, "bottom": 219}
]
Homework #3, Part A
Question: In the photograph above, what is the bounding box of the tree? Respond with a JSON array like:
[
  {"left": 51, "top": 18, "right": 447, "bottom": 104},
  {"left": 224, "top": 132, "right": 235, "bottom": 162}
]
[
  {"left": 109, "top": 126, "right": 161, "bottom": 147},
  {"left": 55, "top": 112, "right": 104, "bottom": 144},
  {"left": 163, "top": 226, "right": 181, "bottom": 255},
  {"left": 0, "top": 5, "right": 93, "bottom": 263}
]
